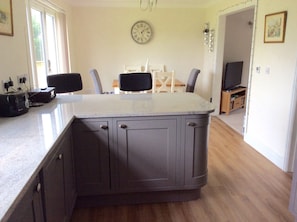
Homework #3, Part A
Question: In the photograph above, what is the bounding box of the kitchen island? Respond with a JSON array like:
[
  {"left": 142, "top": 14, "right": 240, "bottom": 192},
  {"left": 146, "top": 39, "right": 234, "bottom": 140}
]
[{"left": 0, "top": 93, "right": 214, "bottom": 221}]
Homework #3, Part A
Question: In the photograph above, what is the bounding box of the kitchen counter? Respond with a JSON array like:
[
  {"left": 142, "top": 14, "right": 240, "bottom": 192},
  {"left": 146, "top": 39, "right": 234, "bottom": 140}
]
[{"left": 0, "top": 93, "right": 214, "bottom": 220}]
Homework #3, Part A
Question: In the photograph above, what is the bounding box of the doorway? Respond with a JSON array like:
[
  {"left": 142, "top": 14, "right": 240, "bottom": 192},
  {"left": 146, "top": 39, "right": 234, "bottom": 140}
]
[{"left": 217, "top": 7, "right": 255, "bottom": 135}]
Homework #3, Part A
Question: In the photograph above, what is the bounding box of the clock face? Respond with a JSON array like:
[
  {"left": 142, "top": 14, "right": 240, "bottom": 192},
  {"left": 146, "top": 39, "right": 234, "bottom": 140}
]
[{"left": 131, "top": 21, "right": 152, "bottom": 44}]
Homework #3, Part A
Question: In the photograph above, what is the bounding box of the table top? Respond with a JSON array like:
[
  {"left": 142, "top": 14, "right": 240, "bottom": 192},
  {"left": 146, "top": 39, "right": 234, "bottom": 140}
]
[{"left": 112, "top": 79, "right": 186, "bottom": 88}]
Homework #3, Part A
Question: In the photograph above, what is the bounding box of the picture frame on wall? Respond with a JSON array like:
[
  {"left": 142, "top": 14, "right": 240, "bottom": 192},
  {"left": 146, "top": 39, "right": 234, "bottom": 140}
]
[
  {"left": 264, "top": 11, "right": 287, "bottom": 43},
  {"left": 0, "top": 0, "right": 13, "bottom": 36}
]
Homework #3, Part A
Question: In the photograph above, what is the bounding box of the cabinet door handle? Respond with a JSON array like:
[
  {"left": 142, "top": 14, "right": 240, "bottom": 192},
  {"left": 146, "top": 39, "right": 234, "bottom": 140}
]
[
  {"left": 119, "top": 124, "right": 127, "bottom": 129},
  {"left": 58, "top": 154, "right": 63, "bottom": 160},
  {"left": 36, "top": 183, "right": 41, "bottom": 192},
  {"left": 187, "top": 122, "right": 196, "bottom": 127},
  {"left": 100, "top": 125, "right": 108, "bottom": 130}
]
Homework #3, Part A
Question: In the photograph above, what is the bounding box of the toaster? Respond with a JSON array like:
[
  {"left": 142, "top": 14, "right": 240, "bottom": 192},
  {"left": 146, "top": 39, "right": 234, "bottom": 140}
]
[{"left": 0, "top": 92, "right": 29, "bottom": 117}]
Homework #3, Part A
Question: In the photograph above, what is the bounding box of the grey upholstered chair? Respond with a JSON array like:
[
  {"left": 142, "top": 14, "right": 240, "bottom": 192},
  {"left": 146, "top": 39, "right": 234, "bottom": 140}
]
[
  {"left": 47, "top": 73, "right": 83, "bottom": 93},
  {"left": 186, "top": 68, "right": 200, "bottom": 93},
  {"left": 89, "top": 68, "right": 104, "bottom": 94},
  {"left": 119, "top": 73, "right": 152, "bottom": 92}
]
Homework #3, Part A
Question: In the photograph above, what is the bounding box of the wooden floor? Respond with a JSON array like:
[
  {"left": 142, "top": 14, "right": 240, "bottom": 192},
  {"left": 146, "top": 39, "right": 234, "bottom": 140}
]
[{"left": 71, "top": 117, "right": 294, "bottom": 222}]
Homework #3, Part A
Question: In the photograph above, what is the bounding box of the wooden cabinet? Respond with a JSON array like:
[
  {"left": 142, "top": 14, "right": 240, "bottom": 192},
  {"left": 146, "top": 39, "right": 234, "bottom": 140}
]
[
  {"left": 42, "top": 129, "right": 75, "bottom": 222},
  {"left": 72, "top": 119, "right": 111, "bottom": 196},
  {"left": 115, "top": 117, "right": 178, "bottom": 192},
  {"left": 220, "top": 87, "right": 246, "bottom": 115},
  {"left": 7, "top": 176, "right": 44, "bottom": 222},
  {"left": 183, "top": 115, "right": 209, "bottom": 188}
]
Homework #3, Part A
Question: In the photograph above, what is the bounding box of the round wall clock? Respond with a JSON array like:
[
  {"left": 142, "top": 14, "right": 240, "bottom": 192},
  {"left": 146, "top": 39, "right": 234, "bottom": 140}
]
[{"left": 131, "top": 21, "right": 153, "bottom": 44}]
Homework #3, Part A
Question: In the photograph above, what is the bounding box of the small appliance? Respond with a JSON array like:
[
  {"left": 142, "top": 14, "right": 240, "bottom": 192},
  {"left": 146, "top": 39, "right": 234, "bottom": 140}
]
[
  {"left": 28, "top": 87, "right": 56, "bottom": 103},
  {"left": 0, "top": 92, "right": 29, "bottom": 117}
]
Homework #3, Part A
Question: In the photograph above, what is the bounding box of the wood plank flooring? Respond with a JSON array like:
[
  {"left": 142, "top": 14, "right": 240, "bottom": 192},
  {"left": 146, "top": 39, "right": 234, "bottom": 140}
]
[{"left": 71, "top": 117, "right": 294, "bottom": 222}]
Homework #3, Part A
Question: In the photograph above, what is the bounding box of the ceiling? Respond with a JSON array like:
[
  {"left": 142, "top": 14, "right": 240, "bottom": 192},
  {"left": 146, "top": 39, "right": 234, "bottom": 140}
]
[{"left": 64, "top": 0, "right": 223, "bottom": 8}]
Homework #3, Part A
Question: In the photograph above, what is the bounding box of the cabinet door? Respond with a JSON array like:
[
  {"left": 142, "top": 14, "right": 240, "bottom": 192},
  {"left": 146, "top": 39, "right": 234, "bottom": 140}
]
[
  {"left": 60, "top": 130, "right": 76, "bottom": 220},
  {"left": 72, "top": 119, "right": 110, "bottom": 195},
  {"left": 42, "top": 147, "right": 66, "bottom": 222},
  {"left": 115, "top": 117, "right": 178, "bottom": 192},
  {"left": 7, "top": 176, "right": 44, "bottom": 222},
  {"left": 184, "top": 115, "right": 209, "bottom": 188}
]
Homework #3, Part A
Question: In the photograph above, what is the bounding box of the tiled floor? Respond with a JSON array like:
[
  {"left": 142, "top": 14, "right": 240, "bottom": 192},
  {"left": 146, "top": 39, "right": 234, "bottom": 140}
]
[{"left": 217, "top": 108, "right": 245, "bottom": 135}]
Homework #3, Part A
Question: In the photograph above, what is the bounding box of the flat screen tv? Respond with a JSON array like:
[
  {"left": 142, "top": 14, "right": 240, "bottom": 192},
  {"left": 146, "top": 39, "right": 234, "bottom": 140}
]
[{"left": 222, "top": 61, "right": 243, "bottom": 90}]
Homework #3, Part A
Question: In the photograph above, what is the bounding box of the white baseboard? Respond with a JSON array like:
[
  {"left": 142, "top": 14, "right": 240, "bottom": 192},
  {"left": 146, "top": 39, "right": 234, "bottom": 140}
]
[{"left": 244, "top": 133, "right": 285, "bottom": 171}]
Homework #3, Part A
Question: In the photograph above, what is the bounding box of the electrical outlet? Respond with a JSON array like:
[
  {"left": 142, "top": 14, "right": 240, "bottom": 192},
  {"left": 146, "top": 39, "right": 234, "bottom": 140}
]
[
  {"left": 2, "top": 80, "right": 11, "bottom": 92},
  {"left": 17, "top": 74, "right": 27, "bottom": 84}
]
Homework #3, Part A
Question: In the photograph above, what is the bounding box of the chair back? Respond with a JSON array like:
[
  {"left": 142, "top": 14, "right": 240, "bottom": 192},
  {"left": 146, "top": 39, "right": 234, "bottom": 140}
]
[
  {"left": 124, "top": 65, "right": 142, "bottom": 73},
  {"left": 152, "top": 71, "right": 175, "bottom": 93},
  {"left": 47, "top": 73, "right": 82, "bottom": 93},
  {"left": 148, "top": 64, "right": 165, "bottom": 73},
  {"left": 119, "top": 73, "right": 152, "bottom": 92},
  {"left": 89, "top": 69, "right": 103, "bottom": 94},
  {"left": 186, "top": 69, "right": 200, "bottom": 93}
]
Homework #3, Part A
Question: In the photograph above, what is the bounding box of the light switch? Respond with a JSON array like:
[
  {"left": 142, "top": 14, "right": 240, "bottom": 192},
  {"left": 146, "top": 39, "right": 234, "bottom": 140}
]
[
  {"left": 265, "top": 67, "right": 270, "bottom": 75},
  {"left": 256, "top": 66, "right": 261, "bottom": 73}
]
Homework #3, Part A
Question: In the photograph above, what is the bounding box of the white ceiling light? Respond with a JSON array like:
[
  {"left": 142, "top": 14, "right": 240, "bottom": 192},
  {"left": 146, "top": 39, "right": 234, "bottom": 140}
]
[{"left": 139, "top": 0, "right": 157, "bottom": 11}]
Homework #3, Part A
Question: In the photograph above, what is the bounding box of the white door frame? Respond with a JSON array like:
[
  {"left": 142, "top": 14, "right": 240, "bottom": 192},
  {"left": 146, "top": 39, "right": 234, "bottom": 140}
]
[{"left": 212, "top": 2, "right": 257, "bottom": 136}]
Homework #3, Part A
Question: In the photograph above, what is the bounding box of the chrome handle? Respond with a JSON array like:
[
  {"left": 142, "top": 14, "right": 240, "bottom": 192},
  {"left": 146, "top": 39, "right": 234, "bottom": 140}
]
[
  {"left": 36, "top": 183, "right": 41, "bottom": 192},
  {"left": 100, "top": 125, "right": 108, "bottom": 130},
  {"left": 119, "top": 124, "right": 127, "bottom": 129},
  {"left": 58, "top": 154, "right": 63, "bottom": 160},
  {"left": 187, "top": 122, "right": 196, "bottom": 127}
]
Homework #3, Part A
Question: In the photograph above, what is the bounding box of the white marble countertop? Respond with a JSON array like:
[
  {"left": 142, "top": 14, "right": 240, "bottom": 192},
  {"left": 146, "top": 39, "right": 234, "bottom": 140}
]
[{"left": 0, "top": 93, "right": 214, "bottom": 221}]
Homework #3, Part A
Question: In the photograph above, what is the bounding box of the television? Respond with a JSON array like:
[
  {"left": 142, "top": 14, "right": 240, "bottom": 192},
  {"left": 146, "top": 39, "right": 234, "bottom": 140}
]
[{"left": 222, "top": 61, "right": 243, "bottom": 90}]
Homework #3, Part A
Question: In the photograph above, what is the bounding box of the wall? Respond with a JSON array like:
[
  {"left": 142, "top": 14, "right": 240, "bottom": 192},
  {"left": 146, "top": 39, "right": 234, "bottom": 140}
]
[
  {"left": 0, "top": 0, "right": 29, "bottom": 93},
  {"left": 245, "top": 0, "right": 297, "bottom": 170},
  {"left": 69, "top": 7, "right": 209, "bottom": 96}
]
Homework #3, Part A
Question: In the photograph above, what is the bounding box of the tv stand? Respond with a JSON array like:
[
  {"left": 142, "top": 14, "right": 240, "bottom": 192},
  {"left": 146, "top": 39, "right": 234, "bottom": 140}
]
[{"left": 220, "top": 87, "right": 246, "bottom": 115}]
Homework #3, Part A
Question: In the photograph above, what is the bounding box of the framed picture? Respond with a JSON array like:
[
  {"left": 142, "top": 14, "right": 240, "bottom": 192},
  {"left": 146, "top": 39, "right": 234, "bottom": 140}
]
[
  {"left": 264, "top": 11, "right": 287, "bottom": 43},
  {"left": 0, "top": 0, "right": 13, "bottom": 36}
]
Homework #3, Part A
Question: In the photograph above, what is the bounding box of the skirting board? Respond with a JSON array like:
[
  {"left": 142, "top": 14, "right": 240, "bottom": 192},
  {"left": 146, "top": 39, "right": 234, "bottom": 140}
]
[{"left": 244, "top": 134, "right": 285, "bottom": 170}]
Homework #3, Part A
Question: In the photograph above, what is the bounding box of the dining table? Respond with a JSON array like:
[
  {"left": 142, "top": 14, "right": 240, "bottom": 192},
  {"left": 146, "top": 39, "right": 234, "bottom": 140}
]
[{"left": 112, "top": 79, "right": 186, "bottom": 94}]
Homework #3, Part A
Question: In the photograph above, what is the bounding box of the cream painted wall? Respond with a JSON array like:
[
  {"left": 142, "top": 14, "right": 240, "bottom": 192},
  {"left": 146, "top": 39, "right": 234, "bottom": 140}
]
[
  {"left": 244, "top": 0, "right": 297, "bottom": 170},
  {"left": 0, "top": 0, "right": 30, "bottom": 93},
  {"left": 69, "top": 7, "right": 208, "bottom": 96}
]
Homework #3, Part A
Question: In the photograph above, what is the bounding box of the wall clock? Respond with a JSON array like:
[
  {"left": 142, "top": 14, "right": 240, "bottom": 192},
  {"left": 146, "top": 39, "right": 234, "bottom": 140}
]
[{"left": 131, "top": 21, "right": 153, "bottom": 44}]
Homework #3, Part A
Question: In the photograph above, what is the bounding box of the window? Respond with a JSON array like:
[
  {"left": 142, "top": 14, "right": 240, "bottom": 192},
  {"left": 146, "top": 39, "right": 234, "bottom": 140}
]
[{"left": 27, "top": 1, "right": 69, "bottom": 88}]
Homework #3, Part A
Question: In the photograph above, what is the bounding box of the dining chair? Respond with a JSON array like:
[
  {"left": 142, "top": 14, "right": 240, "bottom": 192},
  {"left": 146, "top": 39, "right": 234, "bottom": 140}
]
[
  {"left": 152, "top": 71, "right": 175, "bottom": 93},
  {"left": 124, "top": 65, "right": 142, "bottom": 73},
  {"left": 47, "top": 73, "right": 83, "bottom": 93},
  {"left": 186, "top": 68, "right": 200, "bottom": 93},
  {"left": 89, "top": 68, "right": 104, "bottom": 94},
  {"left": 148, "top": 64, "right": 165, "bottom": 73},
  {"left": 119, "top": 73, "right": 152, "bottom": 92}
]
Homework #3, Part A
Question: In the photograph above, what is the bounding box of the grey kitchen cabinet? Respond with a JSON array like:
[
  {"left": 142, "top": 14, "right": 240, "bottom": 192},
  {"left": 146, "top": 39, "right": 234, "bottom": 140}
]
[
  {"left": 115, "top": 117, "right": 179, "bottom": 192},
  {"left": 61, "top": 129, "right": 76, "bottom": 219},
  {"left": 42, "top": 129, "right": 75, "bottom": 222},
  {"left": 72, "top": 119, "right": 111, "bottom": 196},
  {"left": 72, "top": 114, "right": 210, "bottom": 205},
  {"left": 6, "top": 175, "right": 44, "bottom": 222},
  {"left": 183, "top": 115, "right": 210, "bottom": 188}
]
